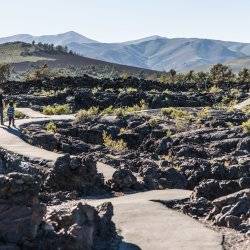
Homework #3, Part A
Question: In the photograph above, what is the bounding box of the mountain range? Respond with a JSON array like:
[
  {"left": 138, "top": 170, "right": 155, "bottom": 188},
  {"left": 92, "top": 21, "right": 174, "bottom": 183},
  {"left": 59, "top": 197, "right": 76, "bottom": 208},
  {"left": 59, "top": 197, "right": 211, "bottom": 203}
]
[{"left": 1, "top": 31, "right": 250, "bottom": 72}]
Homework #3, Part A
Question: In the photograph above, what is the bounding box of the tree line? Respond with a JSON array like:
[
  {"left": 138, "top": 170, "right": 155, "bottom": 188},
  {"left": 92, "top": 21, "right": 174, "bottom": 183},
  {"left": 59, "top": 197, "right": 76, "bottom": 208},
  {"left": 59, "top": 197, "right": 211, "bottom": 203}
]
[
  {"left": 32, "top": 41, "right": 75, "bottom": 55},
  {"left": 0, "top": 62, "right": 250, "bottom": 84},
  {"left": 157, "top": 64, "right": 250, "bottom": 84}
]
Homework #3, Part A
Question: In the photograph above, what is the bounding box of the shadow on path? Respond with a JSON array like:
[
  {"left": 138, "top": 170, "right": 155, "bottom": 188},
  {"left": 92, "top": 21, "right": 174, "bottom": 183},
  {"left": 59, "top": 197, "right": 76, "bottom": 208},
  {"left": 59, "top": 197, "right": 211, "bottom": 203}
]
[{"left": 1, "top": 125, "right": 21, "bottom": 137}]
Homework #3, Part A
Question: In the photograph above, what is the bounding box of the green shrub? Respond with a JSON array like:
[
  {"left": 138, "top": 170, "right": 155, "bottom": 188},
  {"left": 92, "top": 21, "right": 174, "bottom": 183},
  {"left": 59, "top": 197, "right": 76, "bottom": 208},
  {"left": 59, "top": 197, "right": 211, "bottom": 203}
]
[
  {"left": 196, "top": 107, "right": 211, "bottom": 121},
  {"left": 242, "top": 119, "right": 250, "bottom": 133},
  {"left": 103, "top": 131, "right": 127, "bottom": 151},
  {"left": 165, "top": 129, "right": 173, "bottom": 138},
  {"left": 242, "top": 105, "right": 250, "bottom": 115},
  {"left": 15, "top": 110, "right": 26, "bottom": 119},
  {"left": 148, "top": 118, "right": 160, "bottom": 127},
  {"left": 46, "top": 122, "right": 57, "bottom": 133},
  {"left": 42, "top": 104, "right": 71, "bottom": 115},
  {"left": 209, "top": 86, "right": 222, "bottom": 93},
  {"left": 161, "top": 107, "right": 191, "bottom": 119},
  {"left": 75, "top": 107, "right": 99, "bottom": 122}
]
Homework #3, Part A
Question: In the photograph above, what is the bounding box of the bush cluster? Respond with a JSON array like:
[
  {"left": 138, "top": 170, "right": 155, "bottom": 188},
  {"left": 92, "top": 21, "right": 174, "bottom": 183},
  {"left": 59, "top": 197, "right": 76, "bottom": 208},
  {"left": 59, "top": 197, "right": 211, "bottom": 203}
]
[{"left": 42, "top": 104, "right": 71, "bottom": 115}]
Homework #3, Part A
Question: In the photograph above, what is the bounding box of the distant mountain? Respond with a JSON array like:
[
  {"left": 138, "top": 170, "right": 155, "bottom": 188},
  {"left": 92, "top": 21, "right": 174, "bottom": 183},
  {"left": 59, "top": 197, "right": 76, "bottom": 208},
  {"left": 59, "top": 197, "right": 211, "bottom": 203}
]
[
  {"left": 67, "top": 37, "right": 249, "bottom": 72},
  {"left": 0, "top": 31, "right": 98, "bottom": 46},
  {"left": 1, "top": 31, "right": 250, "bottom": 72}
]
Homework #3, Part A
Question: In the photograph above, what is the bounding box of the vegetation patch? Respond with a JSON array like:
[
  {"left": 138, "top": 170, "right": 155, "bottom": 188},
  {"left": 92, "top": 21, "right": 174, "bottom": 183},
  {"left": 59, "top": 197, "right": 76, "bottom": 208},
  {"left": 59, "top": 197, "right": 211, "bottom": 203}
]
[
  {"left": 103, "top": 132, "right": 127, "bottom": 151},
  {"left": 42, "top": 104, "right": 71, "bottom": 115},
  {"left": 196, "top": 107, "right": 211, "bottom": 122},
  {"left": 241, "top": 119, "right": 250, "bottom": 133},
  {"left": 75, "top": 107, "right": 99, "bottom": 122},
  {"left": 46, "top": 122, "right": 57, "bottom": 133},
  {"left": 161, "top": 107, "right": 192, "bottom": 120}
]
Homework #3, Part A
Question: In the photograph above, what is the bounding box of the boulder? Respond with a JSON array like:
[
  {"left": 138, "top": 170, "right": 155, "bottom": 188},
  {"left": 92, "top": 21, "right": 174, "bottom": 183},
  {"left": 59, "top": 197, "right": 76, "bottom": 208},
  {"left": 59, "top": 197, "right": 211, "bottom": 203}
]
[
  {"left": 45, "top": 154, "right": 104, "bottom": 194},
  {"left": 108, "top": 169, "right": 139, "bottom": 191},
  {"left": 191, "top": 179, "right": 241, "bottom": 200},
  {"left": 160, "top": 167, "right": 188, "bottom": 189},
  {"left": 0, "top": 173, "right": 45, "bottom": 248},
  {"left": 208, "top": 189, "right": 250, "bottom": 231},
  {"left": 156, "top": 137, "right": 172, "bottom": 155},
  {"left": 27, "top": 132, "right": 59, "bottom": 151},
  {"left": 42, "top": 202, "right": 114, "bottom": 250},
  {"left": 119, "top": 132, "right": 141, "bottom": 149}
]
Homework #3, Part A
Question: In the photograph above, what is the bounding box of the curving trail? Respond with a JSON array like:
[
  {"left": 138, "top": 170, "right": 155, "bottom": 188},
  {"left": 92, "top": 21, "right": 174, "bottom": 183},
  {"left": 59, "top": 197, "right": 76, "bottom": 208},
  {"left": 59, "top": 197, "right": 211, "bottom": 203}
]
[{"left": 0, "top": 108, "right": 223, "bottom": 249}]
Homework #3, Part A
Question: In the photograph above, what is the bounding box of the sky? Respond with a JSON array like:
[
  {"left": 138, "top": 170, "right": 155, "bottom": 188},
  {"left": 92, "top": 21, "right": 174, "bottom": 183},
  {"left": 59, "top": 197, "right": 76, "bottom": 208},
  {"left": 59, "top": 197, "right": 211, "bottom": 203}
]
[{"left": 1, "top": 0, "right": 250, "bottom": 43}]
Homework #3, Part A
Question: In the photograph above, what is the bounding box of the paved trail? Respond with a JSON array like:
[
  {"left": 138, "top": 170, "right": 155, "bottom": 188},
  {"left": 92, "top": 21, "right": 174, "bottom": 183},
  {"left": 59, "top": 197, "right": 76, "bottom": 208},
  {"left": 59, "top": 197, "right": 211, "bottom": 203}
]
[{"left": 0, "top": 108, "right": 223, "bottom": 249}]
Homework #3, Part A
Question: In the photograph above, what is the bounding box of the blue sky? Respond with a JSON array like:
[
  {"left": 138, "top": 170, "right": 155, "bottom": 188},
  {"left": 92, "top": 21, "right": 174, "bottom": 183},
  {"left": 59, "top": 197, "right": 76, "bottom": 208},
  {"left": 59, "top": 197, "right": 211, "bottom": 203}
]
[{"left": 1, "top": 0, "right": 250, "bottom": 43}]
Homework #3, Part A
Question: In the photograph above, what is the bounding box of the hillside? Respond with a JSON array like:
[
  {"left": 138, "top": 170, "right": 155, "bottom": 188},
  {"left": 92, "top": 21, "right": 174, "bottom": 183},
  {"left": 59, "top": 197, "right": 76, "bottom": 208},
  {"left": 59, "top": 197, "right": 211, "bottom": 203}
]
[
  {"left": 225, "top": 56, "right": 250, "bottom": 72},
  {"left": 0, "top": 42, "right": 157, "bottom": 78},
  {"left": 2, "top": 31, "right": 250, "bottom": 72}
]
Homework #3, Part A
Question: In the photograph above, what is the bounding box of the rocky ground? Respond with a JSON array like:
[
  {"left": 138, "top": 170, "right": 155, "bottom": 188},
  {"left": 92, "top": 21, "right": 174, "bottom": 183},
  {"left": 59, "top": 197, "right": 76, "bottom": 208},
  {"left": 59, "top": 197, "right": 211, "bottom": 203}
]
[
  {"left": 0, "top": 149, "right": 118, "bottom": 250},
  {"left": 1, "top": 75, "right": 249, "bottom": 112},
  {"left": 0, "top": 76, "right": 249, "bottom": 249}
]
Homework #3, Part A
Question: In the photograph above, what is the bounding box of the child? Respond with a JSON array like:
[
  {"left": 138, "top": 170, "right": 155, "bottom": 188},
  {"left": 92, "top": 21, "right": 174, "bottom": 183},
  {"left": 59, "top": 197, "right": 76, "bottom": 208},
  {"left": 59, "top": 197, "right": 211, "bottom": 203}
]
[{"left": 7, "top": 101, "right": 15, "bottom": 127}]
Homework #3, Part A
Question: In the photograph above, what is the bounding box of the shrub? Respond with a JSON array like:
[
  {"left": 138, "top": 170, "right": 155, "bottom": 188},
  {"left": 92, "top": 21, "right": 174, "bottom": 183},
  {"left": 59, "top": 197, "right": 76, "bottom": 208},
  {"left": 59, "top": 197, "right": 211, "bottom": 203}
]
[
  {"left": 148, "top": 118, "right": 160, "bottom": 127},
  {"left": 15, "top": 110, "right": 26, "bottom": 119},
  {"left": 75, "top": 107, "right": 99, "bottom": 122},
  {"left": 42, "top": 104, "right": 71, "bottom": 115},
  {"left": 196, "top": 107, "right": 211, "bottom": 121},
  {"left": 161, "top": 107, "right": 191, "bottom": 120},
  {"left": 103, "top": 132, "right": 127, "bottom": 151},
  {"left": 209, "top": 86, "right": 222, "bottom": 93},
  {"left": 242, "top": 119, "right": 250, "bottom": 133},
  {"left": 165, "top": 129, "right": 173, "bottom": 138},
  {"left": 242, "top": 105, "right": 250, "bottom": 115},
  {"left": 46, "top": 122, "right": 57, "bottom": 133},
  {"left": 101, "top": 106, "right": 123, "bottom": 116}
]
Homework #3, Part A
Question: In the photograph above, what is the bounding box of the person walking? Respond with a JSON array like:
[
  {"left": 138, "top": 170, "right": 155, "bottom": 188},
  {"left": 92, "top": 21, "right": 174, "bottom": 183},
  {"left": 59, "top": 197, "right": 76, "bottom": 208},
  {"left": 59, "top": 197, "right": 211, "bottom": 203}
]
[
  {"left": 7, "top": 101, "right": 15, "bottom": 127},
  {"left": 0, "top": 90, "right": 4, "bottom": 125}
]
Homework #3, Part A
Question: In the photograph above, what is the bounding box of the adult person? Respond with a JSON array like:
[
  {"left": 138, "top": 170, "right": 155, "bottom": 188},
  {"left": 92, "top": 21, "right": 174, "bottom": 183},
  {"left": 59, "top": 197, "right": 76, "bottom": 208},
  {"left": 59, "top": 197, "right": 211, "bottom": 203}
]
[{"left": 0, "top": 90, "right": 4, "bottom": 125}]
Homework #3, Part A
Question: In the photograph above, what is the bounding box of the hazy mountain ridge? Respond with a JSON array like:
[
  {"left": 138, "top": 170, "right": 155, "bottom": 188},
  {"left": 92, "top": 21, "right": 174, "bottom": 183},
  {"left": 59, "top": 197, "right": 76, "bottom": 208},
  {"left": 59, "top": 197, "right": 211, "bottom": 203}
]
[
  {"left": 0, "top": 31, "right": 98, "bottom": 46},
  {"left": 1, "top": 31, "right": 250, "bottom": 71}
]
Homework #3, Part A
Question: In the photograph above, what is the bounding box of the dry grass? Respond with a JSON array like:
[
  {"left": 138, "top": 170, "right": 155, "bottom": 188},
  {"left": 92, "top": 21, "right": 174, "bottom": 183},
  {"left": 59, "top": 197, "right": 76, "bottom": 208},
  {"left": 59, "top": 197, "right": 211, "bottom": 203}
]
[
  {"left": 42, "top": 104, "right": 71, "bottom": 115},
  {"left": 241, "top": 119, "right": 250, "bottom": 133},
  {"left": 103, "top": 132, "right": 127, "bottom": 151}
]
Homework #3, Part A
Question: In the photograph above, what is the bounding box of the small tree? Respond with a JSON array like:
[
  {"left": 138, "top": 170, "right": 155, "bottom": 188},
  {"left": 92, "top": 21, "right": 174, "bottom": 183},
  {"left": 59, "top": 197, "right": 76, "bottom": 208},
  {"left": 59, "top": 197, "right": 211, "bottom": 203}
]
[
  {"left": 169, "top": 69, "right": 177, "bottom": 78},
  {"left": 238, "top": 68, "right": 250, "bottom": 82},
  {"left": 185, "top": 70, "right": 195, "bottom": 83},
  {"left": 0, "top": 64, "right": 11, "bottom": 84},
  {"left": 209, "top": 64, "right": 234, "bottom": 85},
  {"left": 196, "top": 71, "right": 210, "bottom": 90},
  {"left": 196, "top": 71, "right": 209, "bottom": 82}
]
